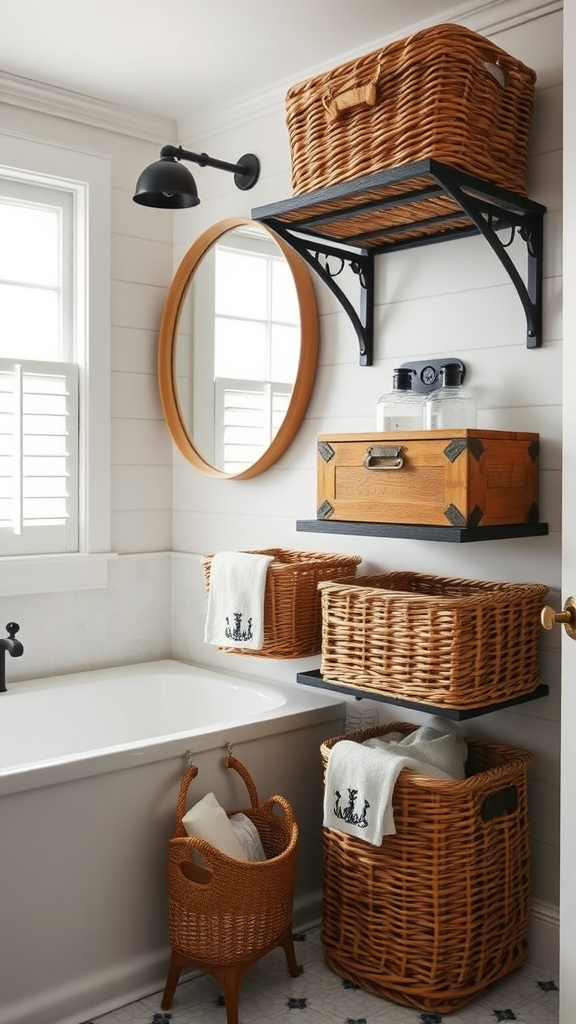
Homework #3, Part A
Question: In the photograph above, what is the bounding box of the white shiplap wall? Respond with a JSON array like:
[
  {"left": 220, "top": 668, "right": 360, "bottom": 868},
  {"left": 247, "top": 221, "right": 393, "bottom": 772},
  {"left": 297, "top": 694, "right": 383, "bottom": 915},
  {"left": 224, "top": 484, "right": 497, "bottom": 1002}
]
[{"left": 171, "top": 8, "right": 563, "bottom": 973}]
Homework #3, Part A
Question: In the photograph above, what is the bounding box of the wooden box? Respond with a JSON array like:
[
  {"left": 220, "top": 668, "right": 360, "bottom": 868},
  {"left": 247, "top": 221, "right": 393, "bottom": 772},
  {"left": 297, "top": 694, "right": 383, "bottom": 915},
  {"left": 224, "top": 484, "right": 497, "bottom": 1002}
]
[{"left": 316, "top": 430, "right": 540, "bottom": 528}]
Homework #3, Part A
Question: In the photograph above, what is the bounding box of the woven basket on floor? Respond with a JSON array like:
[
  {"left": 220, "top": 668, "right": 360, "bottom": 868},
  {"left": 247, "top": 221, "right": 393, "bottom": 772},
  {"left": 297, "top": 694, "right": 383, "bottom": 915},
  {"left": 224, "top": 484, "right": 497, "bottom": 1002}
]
[
  {"left": 202, "top": 548, "right": 361, "bottom": 658},
  {"left": 162, "top": 757, "right": 300, "bottom": 1024},
  {"left": 321, "top": 723, "right": 535, "bottom": 1012},
  {"left": 286, "top": 22, "right": 536, "bottom": 196},
  {"left": 319, "top": 571, "right": 548, "bottom": 709}
]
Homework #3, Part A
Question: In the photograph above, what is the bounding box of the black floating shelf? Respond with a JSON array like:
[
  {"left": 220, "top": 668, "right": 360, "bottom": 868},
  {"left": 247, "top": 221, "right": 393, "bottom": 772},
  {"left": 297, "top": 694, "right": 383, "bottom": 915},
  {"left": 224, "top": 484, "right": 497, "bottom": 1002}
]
[
  {"left": 252, "top": 159, "right": 546, "bottom": 360},
  {"left": 296, "top": 520, "right": 549, "bottom": 543},
  {"left": 297, "top": 670, "right": 549, "bottom": 721}
]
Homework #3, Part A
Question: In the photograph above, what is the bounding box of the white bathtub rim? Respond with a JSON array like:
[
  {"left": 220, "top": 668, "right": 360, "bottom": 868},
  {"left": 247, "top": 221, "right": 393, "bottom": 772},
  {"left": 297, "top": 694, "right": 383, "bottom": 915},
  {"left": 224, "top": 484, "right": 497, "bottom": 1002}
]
[{"left": 0, "top": 659, "right": 347, "bottom": 796}]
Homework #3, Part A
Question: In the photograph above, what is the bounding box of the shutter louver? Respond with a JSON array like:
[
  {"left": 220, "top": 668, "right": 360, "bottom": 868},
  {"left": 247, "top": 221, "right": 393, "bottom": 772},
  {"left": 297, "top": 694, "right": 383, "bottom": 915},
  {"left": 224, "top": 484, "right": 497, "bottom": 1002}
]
[{"left": 0, "top": 359, "right": 78, "bottom": 554}]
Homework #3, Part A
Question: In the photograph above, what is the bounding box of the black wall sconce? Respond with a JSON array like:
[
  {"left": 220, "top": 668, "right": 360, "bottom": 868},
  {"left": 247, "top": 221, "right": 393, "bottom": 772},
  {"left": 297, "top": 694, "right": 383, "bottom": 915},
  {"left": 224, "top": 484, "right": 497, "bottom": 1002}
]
[{"left": 133, "top": 145, "right": 260, "bottom": 209}]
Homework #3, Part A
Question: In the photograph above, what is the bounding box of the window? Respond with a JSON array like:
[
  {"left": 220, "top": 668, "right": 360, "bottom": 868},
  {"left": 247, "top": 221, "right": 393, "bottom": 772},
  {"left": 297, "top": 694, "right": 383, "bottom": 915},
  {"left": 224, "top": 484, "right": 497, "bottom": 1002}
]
[
  {"left": 0, "top": 131, "right": 112, "bottom": 594},
  {"left": 0, "top": 180, "right": 79, "bottom": 555},
  {"left": 212, "top": 232, "right": 300, "bottom": 473}
]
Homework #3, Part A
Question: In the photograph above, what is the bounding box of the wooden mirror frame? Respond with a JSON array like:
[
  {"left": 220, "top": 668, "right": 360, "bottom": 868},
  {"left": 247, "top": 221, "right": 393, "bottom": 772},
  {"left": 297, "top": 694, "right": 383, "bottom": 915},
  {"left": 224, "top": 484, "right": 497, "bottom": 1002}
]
[{"left": 157, "top": 217, "right": 319, "bottom": 479}]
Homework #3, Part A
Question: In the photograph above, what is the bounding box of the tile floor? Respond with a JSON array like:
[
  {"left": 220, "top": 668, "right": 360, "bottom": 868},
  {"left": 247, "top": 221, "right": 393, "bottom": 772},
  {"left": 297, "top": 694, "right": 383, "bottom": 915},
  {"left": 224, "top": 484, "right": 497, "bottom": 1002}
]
[{"left": 82, "top": 928, "right": 559, "bottom": 1024}]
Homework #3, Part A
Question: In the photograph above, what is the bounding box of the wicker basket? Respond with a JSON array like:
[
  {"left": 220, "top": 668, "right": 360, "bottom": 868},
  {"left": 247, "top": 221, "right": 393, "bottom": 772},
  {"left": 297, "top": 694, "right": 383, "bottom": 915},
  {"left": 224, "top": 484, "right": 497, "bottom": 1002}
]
[
  {"left": 321, "top": 723, "right": 535, "bottom": 1012},
  {"left": 202, "top": 548, "right": 361, "bottom": 658},
  {"left": 286, "top": 22, "right": 536, "bottom": 196},
  {"left": 162, "top": 756, "right": 300, "bottom": 1024},
  {"left": 319, "top": 571, "right": 548, "bottom": 709}
]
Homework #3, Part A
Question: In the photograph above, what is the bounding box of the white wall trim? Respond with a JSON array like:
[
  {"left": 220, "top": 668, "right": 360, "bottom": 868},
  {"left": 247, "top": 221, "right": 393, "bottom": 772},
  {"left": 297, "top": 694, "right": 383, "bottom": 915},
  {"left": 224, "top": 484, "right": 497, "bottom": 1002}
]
[
  {"left": 0, "top": 0, "right": 561, "bottom": 145},
  {"left": 180, "top": 0, "right": 562, "bottom": 141},
  {"left": 0, "top": 70, "right": 176, "bottom": 144},
  {"left": 529, "top": 898, "right": 560, "bottom": 974}
]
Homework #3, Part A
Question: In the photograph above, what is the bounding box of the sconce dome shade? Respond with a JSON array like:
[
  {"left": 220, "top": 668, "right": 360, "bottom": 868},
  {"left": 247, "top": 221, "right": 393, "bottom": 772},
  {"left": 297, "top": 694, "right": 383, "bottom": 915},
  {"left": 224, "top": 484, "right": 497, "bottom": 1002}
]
[{"left": 133, "top": 156, "right": 200, "bottom": 208}]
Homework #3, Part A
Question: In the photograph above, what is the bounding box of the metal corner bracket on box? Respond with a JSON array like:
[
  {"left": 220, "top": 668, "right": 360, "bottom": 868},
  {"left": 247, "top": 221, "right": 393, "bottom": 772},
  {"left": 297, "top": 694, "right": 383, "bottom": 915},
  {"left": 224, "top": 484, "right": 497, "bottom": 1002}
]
[{"left": 252, "top": 159, "right": 546, "bottom": 364}]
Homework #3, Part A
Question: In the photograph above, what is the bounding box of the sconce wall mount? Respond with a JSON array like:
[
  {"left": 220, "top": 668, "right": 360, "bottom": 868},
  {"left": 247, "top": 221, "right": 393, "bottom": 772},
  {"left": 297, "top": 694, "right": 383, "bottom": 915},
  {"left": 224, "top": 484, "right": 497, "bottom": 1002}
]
[{"left": 133, "top": 144, "right": 260, "bottom": 209}]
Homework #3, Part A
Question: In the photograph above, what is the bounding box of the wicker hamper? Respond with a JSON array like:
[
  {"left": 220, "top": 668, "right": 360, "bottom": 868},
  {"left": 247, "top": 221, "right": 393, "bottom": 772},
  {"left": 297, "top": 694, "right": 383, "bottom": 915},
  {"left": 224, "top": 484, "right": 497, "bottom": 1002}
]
[
  {"left": 319, "top": 571, "right": 548, "bottom": 709},
  {"left": 286, "top": 22, "right": 536, "bottom": 196},
  {"left": 202, "top": 548, "right": 361, "bottom": 658},
  {"left": 161, "top": 756, "right": 299, "bottom": 1024},
  {"left": 321, "top": 723, "right": 535, "bottom": 1012}
]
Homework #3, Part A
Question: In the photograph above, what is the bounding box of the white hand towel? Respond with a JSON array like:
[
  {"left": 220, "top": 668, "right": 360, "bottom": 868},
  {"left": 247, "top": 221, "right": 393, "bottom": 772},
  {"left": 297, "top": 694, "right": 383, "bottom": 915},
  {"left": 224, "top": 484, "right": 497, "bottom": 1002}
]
[
  {"left": 323, "top": 718, "right": 467, "bottom": 845},
  {"left": 204, "top": 551, "right": 274, "bottom": 650}
]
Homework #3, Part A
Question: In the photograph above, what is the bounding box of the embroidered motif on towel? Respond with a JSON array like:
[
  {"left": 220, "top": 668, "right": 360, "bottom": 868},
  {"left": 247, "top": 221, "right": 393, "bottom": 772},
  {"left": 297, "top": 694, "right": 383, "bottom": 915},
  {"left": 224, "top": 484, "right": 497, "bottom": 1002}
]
[
  {"left": 333, "top": 787, "right": 370, "bottom": 829},
  {"left": 225, "top": 612, "right": 253, "bottom": 642}
]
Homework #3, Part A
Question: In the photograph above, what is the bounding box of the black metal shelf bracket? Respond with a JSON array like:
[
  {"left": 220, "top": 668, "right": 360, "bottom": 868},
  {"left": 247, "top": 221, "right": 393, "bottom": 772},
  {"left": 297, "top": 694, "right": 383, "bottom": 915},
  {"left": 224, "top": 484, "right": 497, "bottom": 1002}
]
[
  {"left": 252, "top": 160, "right": 546, "bottom": 362},
  {"left": 264, "top": 223, "right": 375, "bottom": 365},
  {"left": 437, "top": 166, "right": 544, "bottom": 348}
]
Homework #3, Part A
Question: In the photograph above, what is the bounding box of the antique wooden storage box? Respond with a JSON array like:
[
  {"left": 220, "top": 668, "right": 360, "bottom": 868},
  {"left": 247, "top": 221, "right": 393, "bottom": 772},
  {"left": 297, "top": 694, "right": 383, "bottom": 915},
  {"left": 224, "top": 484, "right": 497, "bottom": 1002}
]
[{"left": 316, "top": 429, "right": 540, "bottom": 528}]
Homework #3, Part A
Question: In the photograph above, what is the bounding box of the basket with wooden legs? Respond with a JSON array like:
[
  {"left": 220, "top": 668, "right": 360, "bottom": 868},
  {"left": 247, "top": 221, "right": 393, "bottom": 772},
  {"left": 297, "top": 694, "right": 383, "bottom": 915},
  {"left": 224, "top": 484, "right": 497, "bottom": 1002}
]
[{"left": 161, "top": 756, "right": 299, "bottom": 1024}]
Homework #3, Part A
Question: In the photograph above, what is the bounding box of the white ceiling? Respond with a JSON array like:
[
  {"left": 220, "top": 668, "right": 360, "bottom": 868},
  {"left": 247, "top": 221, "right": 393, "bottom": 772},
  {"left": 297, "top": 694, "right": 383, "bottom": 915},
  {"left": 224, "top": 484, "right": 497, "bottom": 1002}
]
[{"left": 0, "top": 0, "right": 487, "bottom": 128}]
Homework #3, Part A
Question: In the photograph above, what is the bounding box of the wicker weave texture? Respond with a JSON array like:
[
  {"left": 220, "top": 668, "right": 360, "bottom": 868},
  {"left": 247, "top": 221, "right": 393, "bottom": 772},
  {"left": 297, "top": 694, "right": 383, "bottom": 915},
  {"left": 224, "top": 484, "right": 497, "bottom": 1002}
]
[
  {"left": 202, "top": 548, "right": 361, "bottom": 658},
  {"left": 319, "top": 571, "right": 548, "bottom": 709},
  {"left": 286, "top": 23, "right": 536, "bottom": 196},
  {"left": 166, "top": 757, "right": 298, "bottom": 965},
  {"left": 321, "top": 723, "right": 535, "bottom": 1012}
]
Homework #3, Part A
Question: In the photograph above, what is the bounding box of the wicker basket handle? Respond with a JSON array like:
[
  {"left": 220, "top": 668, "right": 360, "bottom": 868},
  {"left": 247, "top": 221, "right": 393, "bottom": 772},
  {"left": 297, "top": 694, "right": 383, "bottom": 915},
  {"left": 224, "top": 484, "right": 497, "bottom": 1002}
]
[
  {"left": 174, "top": 764, "right": 199, "bottom": 831},
  {"left": 262, "top": 793, "right": 297, "bottom": 829},
  {"left": 323, "top": 62, "right": 381, "bottom": 123},
  {"left": 225, "top": 755, "right": 260, "bottom": 809},
  {"left": 168, "top": 835, "right": 232, "bottom": 885},
  {"left": 173, "top": 757, "right": 261, "bottom": 834},
  {"left": 482, "top": 60, "right": 507, "bottom": 87}
]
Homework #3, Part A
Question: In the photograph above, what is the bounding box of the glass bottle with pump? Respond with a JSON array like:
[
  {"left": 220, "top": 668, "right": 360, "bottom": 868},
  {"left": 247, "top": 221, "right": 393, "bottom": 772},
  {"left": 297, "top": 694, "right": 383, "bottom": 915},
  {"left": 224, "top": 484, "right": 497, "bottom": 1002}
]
[
  {"left": 376, "top": 367, "right": 424, "bottom": 431},
  {"left": 424, "top": 363, "right": 477, "bottom": 429}
]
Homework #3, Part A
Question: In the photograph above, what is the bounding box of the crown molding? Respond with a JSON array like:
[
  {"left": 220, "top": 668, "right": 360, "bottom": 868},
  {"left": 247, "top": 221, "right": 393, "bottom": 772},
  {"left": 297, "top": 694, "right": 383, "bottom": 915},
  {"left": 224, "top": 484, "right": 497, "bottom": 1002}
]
[
  {"left": 179, "top": 0, "right": 562, "bottom": 142},
  {"left": 0, "top": 0, "right": 562, "bottom": 146},
  {"left": 0, "top": 70, "right": 176, "bottom": 145}
]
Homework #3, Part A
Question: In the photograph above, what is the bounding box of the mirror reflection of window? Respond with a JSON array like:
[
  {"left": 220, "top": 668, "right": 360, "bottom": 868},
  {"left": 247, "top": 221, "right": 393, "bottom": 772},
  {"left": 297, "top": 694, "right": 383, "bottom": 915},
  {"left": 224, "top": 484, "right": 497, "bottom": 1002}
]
[{"left": 213, "top": 231, "right": 300, "bottom": 472}]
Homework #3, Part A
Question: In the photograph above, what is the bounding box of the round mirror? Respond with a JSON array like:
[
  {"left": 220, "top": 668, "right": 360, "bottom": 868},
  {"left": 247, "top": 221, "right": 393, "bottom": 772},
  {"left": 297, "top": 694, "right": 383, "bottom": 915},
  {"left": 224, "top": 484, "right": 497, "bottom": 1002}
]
[{"left": 158, "top": 217, "right": 318, "bottom": 479}]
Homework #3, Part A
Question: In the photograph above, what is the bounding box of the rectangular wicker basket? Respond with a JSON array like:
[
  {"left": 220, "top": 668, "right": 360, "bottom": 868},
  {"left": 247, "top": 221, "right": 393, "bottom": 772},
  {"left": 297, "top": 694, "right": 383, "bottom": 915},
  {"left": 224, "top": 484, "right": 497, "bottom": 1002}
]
[
  {"left": 319, "top": 571, "right": 548, "bottom": 708},
  {"left": 201, "top": 548, "right": 361, "bottom": 659},
  {"left": 286, "top": 22, "right": 536, "bottom": 196},
  {"left": 321, "top": 723, "right": 535, "bottom": 1012}
]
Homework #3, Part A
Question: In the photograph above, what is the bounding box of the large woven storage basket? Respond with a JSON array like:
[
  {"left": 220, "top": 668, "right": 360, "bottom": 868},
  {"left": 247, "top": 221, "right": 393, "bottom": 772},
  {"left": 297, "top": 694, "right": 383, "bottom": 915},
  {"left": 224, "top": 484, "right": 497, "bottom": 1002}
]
[
  {"left": 286, "top": 23, "right": 536, "bottom": 196},
  {"left": 202, "top": 548, "right": 361, "bottom": 658},
  {"left": 319, "top": 571, "right": 548, "bottom": 709},
  {"left": 321, "top": 723, "right": 535, "bottom": 1012},
  {"left": 165, "top": 756, "right": 298, "bottom": 968}
]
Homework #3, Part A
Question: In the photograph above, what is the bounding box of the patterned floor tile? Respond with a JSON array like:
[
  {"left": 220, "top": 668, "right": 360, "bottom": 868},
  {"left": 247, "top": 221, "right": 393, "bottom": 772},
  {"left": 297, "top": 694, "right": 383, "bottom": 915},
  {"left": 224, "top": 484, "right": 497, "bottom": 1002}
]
[{"left": 87, "top": 927, "right": 558, "bottom": 1024}]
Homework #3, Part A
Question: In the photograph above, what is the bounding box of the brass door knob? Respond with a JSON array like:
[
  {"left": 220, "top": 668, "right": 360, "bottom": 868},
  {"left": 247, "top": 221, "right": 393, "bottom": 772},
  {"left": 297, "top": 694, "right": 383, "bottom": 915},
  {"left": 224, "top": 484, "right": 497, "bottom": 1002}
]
[{"left": 541, "top": 596, "right": 576, "bottom": 640}]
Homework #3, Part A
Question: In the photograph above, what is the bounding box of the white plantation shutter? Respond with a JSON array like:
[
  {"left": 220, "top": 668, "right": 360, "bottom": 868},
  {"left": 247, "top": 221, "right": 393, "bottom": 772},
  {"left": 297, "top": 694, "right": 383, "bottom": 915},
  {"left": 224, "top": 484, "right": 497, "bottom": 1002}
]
[
  {"left": 0, "top": 358, "right": 78, "bottom": 554},
  {"left": 214, "top": 378, "right": 291, "bottom": 473}
]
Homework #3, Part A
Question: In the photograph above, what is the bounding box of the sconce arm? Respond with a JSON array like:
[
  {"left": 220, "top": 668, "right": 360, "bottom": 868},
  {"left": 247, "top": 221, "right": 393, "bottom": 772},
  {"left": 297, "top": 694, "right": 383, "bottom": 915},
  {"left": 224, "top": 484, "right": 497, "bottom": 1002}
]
[{"left": 159, "top": 145, "right": 259, "bottom": 189}]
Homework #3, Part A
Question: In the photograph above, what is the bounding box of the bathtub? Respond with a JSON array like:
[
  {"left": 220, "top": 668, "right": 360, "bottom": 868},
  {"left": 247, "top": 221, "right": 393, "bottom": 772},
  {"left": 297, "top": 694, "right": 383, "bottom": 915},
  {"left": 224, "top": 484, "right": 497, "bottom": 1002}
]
[{"left": 0, "top": 659, "right": 346, "bottom": 1024}]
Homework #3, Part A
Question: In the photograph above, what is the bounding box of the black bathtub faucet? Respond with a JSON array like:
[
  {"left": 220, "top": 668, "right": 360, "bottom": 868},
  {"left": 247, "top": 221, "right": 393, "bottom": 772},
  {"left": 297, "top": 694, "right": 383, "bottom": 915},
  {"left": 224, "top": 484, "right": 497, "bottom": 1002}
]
[{"left": 0, "top": 622, "right": 24, "bottom": 693}]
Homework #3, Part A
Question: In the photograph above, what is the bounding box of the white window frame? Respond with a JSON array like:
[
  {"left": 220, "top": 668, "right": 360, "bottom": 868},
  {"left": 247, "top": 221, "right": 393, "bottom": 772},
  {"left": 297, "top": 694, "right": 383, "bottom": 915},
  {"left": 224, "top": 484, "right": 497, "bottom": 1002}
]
[{"left": 0, "top": 131, "right": 114, "bottom": 596}]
